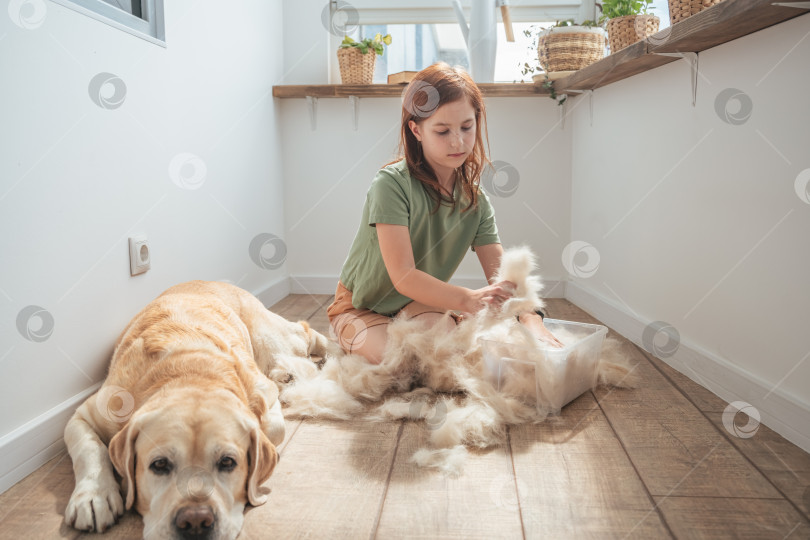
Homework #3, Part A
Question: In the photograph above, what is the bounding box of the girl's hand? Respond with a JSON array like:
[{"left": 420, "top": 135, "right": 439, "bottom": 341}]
[
  {"left": 462, "top": 280, "right": 515, "bottom": 313},
  {"left": 519, "top": 312, "right": 564, "bottom": 348}
]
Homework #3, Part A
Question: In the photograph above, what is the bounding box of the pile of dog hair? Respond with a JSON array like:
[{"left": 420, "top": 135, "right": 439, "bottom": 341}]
[{"left": 271, "top": 247, "right": 637, "bottom": 474}]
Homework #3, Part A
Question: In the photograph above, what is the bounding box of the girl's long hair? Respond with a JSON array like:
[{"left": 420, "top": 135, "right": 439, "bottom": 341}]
[{"left": 395, "top": 62, "right": 490, "bottom": 213}]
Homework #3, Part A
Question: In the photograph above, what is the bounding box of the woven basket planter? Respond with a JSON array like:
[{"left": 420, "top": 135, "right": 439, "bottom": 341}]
[
  {"left": 606, "top": 14, "right": 660, "bottom": 54},
  {"left": 537, "top": 26, "right": 606, "bottom": 73},
  {"left": 337, "top": 47, "right": 376, "bottom": 84},
  {"left": 668, "top": 0, "right": 726, "bottom": 24}
]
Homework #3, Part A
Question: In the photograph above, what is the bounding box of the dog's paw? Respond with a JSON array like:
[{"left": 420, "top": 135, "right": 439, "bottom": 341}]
[{"left": 64, "top": 478, "right": 124, "bottom": 533}]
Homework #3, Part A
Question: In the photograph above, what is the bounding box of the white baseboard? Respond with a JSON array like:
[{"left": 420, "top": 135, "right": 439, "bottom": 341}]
[
  {"left": 0, "top": 382, "right": 102, "bottom": 495},
  {"left": 566, "top": 282, "right": 810, "bottom": 453},
  {"left": 253, "top": 275, "right": 292, "bottom": 308},
  {"left": 289, "top": 275, "right": 567, "bottom": 299}
]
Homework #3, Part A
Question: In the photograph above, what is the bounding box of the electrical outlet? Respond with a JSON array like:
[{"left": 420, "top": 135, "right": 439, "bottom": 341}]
[{"left": 129, "top": 235, "right": 150, "bottom": 276}]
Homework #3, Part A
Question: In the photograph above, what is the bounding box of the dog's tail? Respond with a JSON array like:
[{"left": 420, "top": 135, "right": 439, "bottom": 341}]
[{"left": 299, "top": 320, "right": 329, "bottom": 358}]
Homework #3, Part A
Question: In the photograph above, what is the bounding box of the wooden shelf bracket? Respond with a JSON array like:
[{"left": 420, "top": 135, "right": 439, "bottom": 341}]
[
  {"left": 652, "top": 51, "right": 699, "bottom": 107},
  {"left": 306, "top": 96, "right": 318, "bottom": 131}
]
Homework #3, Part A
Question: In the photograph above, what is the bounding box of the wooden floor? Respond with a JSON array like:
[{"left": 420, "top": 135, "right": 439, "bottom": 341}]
[{"left": 1, "top": 296, "right": 809, "bottom": 539}]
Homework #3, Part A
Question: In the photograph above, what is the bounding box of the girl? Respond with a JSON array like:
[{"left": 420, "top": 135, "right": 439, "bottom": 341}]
[{"left": 327, "top": 63, "right": 562, "bottom": 364}]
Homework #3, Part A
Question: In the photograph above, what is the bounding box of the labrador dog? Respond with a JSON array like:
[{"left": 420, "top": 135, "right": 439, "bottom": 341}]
[{"left": 63, "top": 281, "right": 328, "bottom": 539}]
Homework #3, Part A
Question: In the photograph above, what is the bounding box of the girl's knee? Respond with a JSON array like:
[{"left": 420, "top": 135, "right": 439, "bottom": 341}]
[
  {"left": 408, "top": 311, "right": 456, "bottom": 331},
  {"left": 350, "top": 326, "right": 382, "bottom": 362},
  {"left": 333, "top": 321, "right": 388, "bottom": 364}
]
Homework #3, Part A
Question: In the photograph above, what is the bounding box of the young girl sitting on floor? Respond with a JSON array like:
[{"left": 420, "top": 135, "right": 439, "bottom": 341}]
[{"left": 327, "top": 62, "right": 562, "bottom": 364}]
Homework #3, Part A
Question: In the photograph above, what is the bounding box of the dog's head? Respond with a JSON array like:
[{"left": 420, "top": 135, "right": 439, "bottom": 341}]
[{"left": 109, "top": 387, "right": 277, "bottom": 540}]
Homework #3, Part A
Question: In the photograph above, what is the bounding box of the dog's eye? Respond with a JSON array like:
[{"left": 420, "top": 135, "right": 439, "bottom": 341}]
[
  {"left": 217, "top": 456, "right": 236, "bottom": 472},
  {"left": 149, "top": 457, "right": 173, "bottom": 475}
]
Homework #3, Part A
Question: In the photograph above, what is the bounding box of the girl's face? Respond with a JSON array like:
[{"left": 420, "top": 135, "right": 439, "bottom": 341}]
[{"left": 408, "top": 99, "right": 477, "bottom": 184}]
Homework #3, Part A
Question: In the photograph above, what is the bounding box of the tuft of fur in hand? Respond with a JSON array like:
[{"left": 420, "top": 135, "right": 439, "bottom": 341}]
[{"left": 491, "top": 246, "right": 545, "bottom": 318}]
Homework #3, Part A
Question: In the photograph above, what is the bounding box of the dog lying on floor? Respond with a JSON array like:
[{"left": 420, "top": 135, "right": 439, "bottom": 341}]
[{"left": 63, "top": 281, "right": 327, "bottom": 539}]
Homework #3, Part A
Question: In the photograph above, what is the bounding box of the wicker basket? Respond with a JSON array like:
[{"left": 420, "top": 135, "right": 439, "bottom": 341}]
[
  {"left": 668, "top": 0, "right": 726, "bottom": 24},
  {"left": 337, "top": 47, "right": 376, "bottom": 84},
  {"left": 606, "top": 14, "right": 660, "bottom": 54},
  {"left": 537, "top": 26, "right": 606, "bottom": 73}
]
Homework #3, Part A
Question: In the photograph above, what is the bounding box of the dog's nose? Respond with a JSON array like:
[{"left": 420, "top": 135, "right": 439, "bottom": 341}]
[{"left": 174, "top": 505, "right": 215, "bottom": 539}]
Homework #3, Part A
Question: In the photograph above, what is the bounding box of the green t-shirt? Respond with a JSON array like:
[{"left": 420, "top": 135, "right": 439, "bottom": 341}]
[{"left": 339, "top": 159, "right": 501, "bottom": 315}]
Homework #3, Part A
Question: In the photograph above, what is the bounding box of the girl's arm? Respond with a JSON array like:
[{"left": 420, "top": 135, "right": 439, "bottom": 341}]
[
  {"left": 473, "top": 242, "right": 504, "bottom": 285},
  {"left": 377, "top": 223, "right": 513, "bottom": 314},
  {"left": 475, "top": 243, "right": 564, "bottom": 348}
]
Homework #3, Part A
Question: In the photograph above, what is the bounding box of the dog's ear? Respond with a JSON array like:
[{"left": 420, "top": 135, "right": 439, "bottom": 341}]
[
  {"left": 246, "top": 426, "right": 277, "bottom": 506},
  {"left": 109, "top": 419, "right": 140, "bottom": 510}
]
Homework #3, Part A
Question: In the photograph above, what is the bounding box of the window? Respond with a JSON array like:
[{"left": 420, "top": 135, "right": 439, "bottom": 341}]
[
  {"left": 50, "top": 0, "right": 165, "bottom": 46},
  {"left": 355, "top": 22, "right": 555, "bottom": 83},
  {"left": 327, "top": 1, "right": 592, "bottom": 83}
]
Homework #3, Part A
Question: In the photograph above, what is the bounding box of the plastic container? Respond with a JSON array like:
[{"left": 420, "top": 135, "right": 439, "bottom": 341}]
[{"left": 479, "top": 319, "right": 608, "bottom": 415}]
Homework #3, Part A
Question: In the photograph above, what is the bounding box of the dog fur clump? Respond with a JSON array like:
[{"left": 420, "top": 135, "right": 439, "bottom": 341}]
[{"left": 277, "top": 247, "right": 638, "bottom": 474}]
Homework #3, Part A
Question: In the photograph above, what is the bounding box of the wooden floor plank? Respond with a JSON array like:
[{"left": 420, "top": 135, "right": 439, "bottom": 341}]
[
  {"left": 655, "top": 496, "right": 810, "bottom": 539},
  {"left": 0, "top": 451, "right": 82, "bottom": 540},
  {"left": 705, "top": 411, "right": 810, "bottom": 518},
  {"left": 239, "top": 419, "right": 399, "bottom": 539},
  {"left": 306, "top": 307, "right": 333, "bottom": 336},
  {"left": 645, "top": 353, "right": 730, "bottom": 413},
  {"left": 375, "top": 422, "right": 523, "bottom": 539},
  {"left": 0, "top": 451, "right": 68, "bottom": 524},
  {"left": 543, "top": 298, "right": 602, "bottom": 325},
  {"left": 511, "top": 405, "right": 672, "bottom": 539},
  {"left": 268, "top": 294, "right": 332, "bottom": 321},
  {"left": 592, "top": 338, "right": 780, "bottom": 499}
]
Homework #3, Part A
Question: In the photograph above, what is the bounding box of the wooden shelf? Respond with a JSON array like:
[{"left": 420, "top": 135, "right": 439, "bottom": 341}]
[
  {"left": 556, "top": 0, "right": 808, "bottom": 93},
  {"left": 272, "top": 83, "right": 549, "bottom": 99},
  {"left": 272, "top": 0, "right": 807, "bottom": 100}
]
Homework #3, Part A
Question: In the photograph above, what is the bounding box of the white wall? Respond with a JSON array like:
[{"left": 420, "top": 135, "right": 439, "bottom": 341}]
[
  {"left": 280, "top": 96, "right": 573, "bottom": 295},
  {"left": 0, "top": 0, "right": 287, "bottom": 489},
  {"left": 568, "top": 14, "right": 810, "bottom": 446},
  {"left": 281, "top": 0, "right": 331, "bottom": 84}
]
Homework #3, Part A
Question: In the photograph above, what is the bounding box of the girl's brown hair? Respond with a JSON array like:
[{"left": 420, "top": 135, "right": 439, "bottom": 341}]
[{"left": 397, "top": 62, "right": 490, "bottom": 213}]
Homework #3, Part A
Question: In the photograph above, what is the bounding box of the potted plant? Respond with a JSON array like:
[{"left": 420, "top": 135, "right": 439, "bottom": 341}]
[
  {"left": 597, "top": 0, "right": 660, "bottom": 54},
  {"left": 520, "top": 20, "right": 605, "bottom": 105},
  {"left": 667, "top": 0, "right": 726, "bottom": 25},
  {"left": 525, "top": 20, "right": 606, "bottom": 77},
  {"left": 337, "top": 33, "right": 392, "bottom": 84}
]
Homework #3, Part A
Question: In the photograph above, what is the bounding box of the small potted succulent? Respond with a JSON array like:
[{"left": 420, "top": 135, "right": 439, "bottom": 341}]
[
  {"left": 597, "top": 0, "right": 660, "bottom": 54},
  {"left": 337, "top": 33, "right": 392, "bottom": 84}
]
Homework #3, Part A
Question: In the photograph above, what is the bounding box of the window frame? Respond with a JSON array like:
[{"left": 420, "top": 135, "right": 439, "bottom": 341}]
[{"left": 50, "top": 0, "right": 166, "bottom": 47}]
